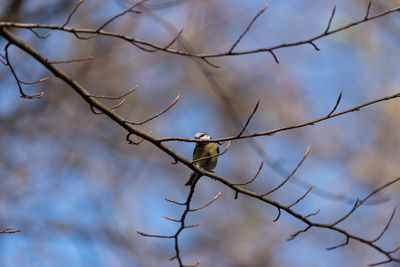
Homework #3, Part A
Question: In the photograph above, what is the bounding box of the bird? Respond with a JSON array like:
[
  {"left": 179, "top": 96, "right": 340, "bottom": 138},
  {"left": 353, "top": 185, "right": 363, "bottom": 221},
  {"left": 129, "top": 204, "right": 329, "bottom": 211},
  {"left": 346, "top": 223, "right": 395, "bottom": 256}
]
[{"left": 185, "top": 132, "right": 220, "bottom": 186}]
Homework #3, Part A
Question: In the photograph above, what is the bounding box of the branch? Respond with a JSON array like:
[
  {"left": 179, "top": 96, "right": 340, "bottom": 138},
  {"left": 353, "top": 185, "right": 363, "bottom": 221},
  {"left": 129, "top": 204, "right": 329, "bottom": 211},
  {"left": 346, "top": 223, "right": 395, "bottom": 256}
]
[
  {"left": 233, "top": 159, "right": 264, "bottom": 186},
  {"left": 229, "top": 3, "right": 269, "bottom": 53},
  {"left": 61, "top": 0, "right": 86, "bottom": 28},
  {"left": 48, "top": 55, "right": 94, "bottom": 64},
  {"left": 261, "top": 146, "right": 310, "bottom": 196},
  {"left": 237, "top": 99, "right": 260, "bottom": 137},
  {"left": 324, "top": 5, "right": 336, "bottom": 34},
  {"left": 89, "top": 85, "right": 138, "bottom": 100},
  {"left": 160, "top": 91, "right": 400, "bottom": 143},
  {"left": 0, "top": 227, "right": 22, "bottom": 234},
  {"left": 126, "top": 95, "right": 180, "bottom": 125},
  {"left": 189, "top": 192, "right": 221, "bottom": 212},
  {"left": 370, "top": 204, "right": 397, "bottom": 243}
]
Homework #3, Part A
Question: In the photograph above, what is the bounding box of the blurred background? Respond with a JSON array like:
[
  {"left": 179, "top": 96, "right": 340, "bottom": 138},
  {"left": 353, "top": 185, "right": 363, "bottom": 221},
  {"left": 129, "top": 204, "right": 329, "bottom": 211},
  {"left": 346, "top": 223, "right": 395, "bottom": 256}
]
[{"left": 1, "top": 0, "right": 400, "bottom": 266}]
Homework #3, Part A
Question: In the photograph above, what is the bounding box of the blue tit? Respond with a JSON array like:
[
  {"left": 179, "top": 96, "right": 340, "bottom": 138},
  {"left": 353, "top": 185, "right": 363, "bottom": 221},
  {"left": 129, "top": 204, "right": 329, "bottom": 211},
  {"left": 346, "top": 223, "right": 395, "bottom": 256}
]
[{"left": 185, "top": 132, "right": 220, "bottom": 186}]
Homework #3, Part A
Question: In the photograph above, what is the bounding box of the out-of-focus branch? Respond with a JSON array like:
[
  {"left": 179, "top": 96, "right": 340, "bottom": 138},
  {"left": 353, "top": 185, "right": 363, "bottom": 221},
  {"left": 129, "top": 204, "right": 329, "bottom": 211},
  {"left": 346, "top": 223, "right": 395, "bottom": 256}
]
[{"left": 0, "top": 226, "right": 22, "bottom": 234}]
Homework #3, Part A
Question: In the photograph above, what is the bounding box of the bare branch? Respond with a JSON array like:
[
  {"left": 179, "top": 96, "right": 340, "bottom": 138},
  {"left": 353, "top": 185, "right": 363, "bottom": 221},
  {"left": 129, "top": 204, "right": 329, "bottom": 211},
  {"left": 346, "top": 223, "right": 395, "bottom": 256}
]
[
  {"left": 370, "top": 204, "right": 397, "bottom": 243},
  {"left": 261, "top": 146, "right": 310, "bottom": 196},
  {"left": 269, "top": 50, "right": 279, "bottom": 63},
  {"left": 163, "top": 216, "right": 181, "bottom": 222},
  {"left": 3, "top": 43, "right": 44, "bottom": 99},
  {"left": 309, "top": 41, "right": 320, "bottom": 51},
  {"left": 126, "top": 95, "right": 180, "bottom": 125},
  {"left": 165, "top": 197, "right": 186, "bottom": 206},
  {"left": 28, "top": 28, "right": 50, "bottom": 39},
  {"left": 126, "top": 130, "right": 151, "bottom": 145},
  {"left": 325, "top": 5, "right": 336, "bottom": 34},
  {"left": 273, "top": 207, "right": 281, "bottom": 222},
  {"left": 326, "top": 236, "right": 350, "bottom": 250},
  {"left": 288, "top": 184, "right": 314, "bottom": 208},
  {"left": 0, "top": 227, "right": 22, "bottom": 234},
  {"left": 89, "top": 85, "right": 138, "bottom": 100},
  {"left": 365, "top": 0, "right": 373, "bottom": 20},
  {"left": 62, "top": 0, "right": 86, "bottom": 28},
  {"left": 233, "top": 160, "right": 264, "bottom": 186},
  {"left": 184, "top": 222, "right": 200, "bottom": 228},
  {"left": 19, "top": 76, "right": 49, "bottom": 85},
  {"left": 96, "top": 0, "right": 145, "bottom": 32},
  {"left": 190, "top": 192, "right": 221, "bottom": 212},
  {"left": 90, "top": 98, "right": 126, "bottom": 115},
  {"left": 305, "top": 209, "right": 320, "bottom": 219},
  {"left": 330, "top": 199, "right": 360, "bottom": 227},
  {"left": 160, "top": 92, "right": 400, "bottom": 143},
  {"left": 237, "top": 99, "right": 260, "bottom": 137},
  {"left": 327, "top": 91, "right": 343, "bottom": 117},
  {"left": 200, "top": 57, "right": 220, "bottom": 68},
  {"left": 48, "top": 56, "right": 94, "bottom": 64},
  {"left": 287, "top": 225, "right": 311, "bottom": 241},
  {"left": 229, "top": 3, "right": 269, "bottom": 53},
  {"left": 136, "top": 231, "right": 173, "bottom": 238}
]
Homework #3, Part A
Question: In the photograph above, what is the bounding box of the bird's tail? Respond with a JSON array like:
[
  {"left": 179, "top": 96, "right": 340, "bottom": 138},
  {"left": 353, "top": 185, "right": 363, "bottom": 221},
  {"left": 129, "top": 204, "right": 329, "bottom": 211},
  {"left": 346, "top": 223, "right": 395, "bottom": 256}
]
[{"left": 185, "top": 172, "right": 202, "bottom": 186}]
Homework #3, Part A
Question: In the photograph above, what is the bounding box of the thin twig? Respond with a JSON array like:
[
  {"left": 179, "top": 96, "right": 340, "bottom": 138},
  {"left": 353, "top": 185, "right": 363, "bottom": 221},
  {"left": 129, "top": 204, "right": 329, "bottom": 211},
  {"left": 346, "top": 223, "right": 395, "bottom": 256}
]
[
  {"left": 288, "top": 184, "right": 314, "bottom": 208},
  {"left": 365, "top": 0, "right": 373, "bottom": 20},
  {"left": 327, "top": 91, "right": 343, "bottom": 117},
  {"left": 3, "top": 42, "right": 44, "bottom": 99},
  {"left": 325, "top": 5, "right": 336, "bottom": 33},
  {"left": 370, "top": 204, "right": 397, "bottom": 243},
  {"left": 48, "top": 56, "right": 93, "bottom": 64},
  {"left": 136, "top": 231, "right": 173, "bottom": 238},
  {"left": 0, "top": 227, "right": 22, "bottom": 234},
  {"left": 229, "top": 3, "right": 269, "bottom": 53},
  {"left": 305, "top": 209, "right": 320, "bottom": 219},
  {"left": 96, "top": 0, "right": 145, "bottom": 32},
  {"left": 89, "top": 85, "right": 138, "bottom": 100},
  {"left": 190, "top": 192, "right": 221, "bottom": 212},
  {"left": 261, "top": 146, "right": 310, "bottom": 196},
  {"left": 126, "top": 95, "right": 180, "bottom": 125},
  {"left": 62, "top": 0, "right": 86, "bottom": 28},
  {"left": 28, "top": 28, "right": 50, "bottom": 39},
  {"left": 90, "top": 98, "right": 126, "bottom": 114},
  {"left": 233, "top": 160, "right": 264, "bottom": 186},
  {"left": 19, "top": 76, "right": 49, "bottom": 85},
  {"left": 237, "top": 99, "right": 260, "bottom": 137},
  {"left": 326, "top": 236, "right": 350, "bottom": 250}
]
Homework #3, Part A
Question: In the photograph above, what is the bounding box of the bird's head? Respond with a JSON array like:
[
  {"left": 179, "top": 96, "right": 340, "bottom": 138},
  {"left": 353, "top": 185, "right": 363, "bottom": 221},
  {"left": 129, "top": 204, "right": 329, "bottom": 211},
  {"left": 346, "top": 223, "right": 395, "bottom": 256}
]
[{"left": 195, "top": 132, "right": 211, "bottom": 141}]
